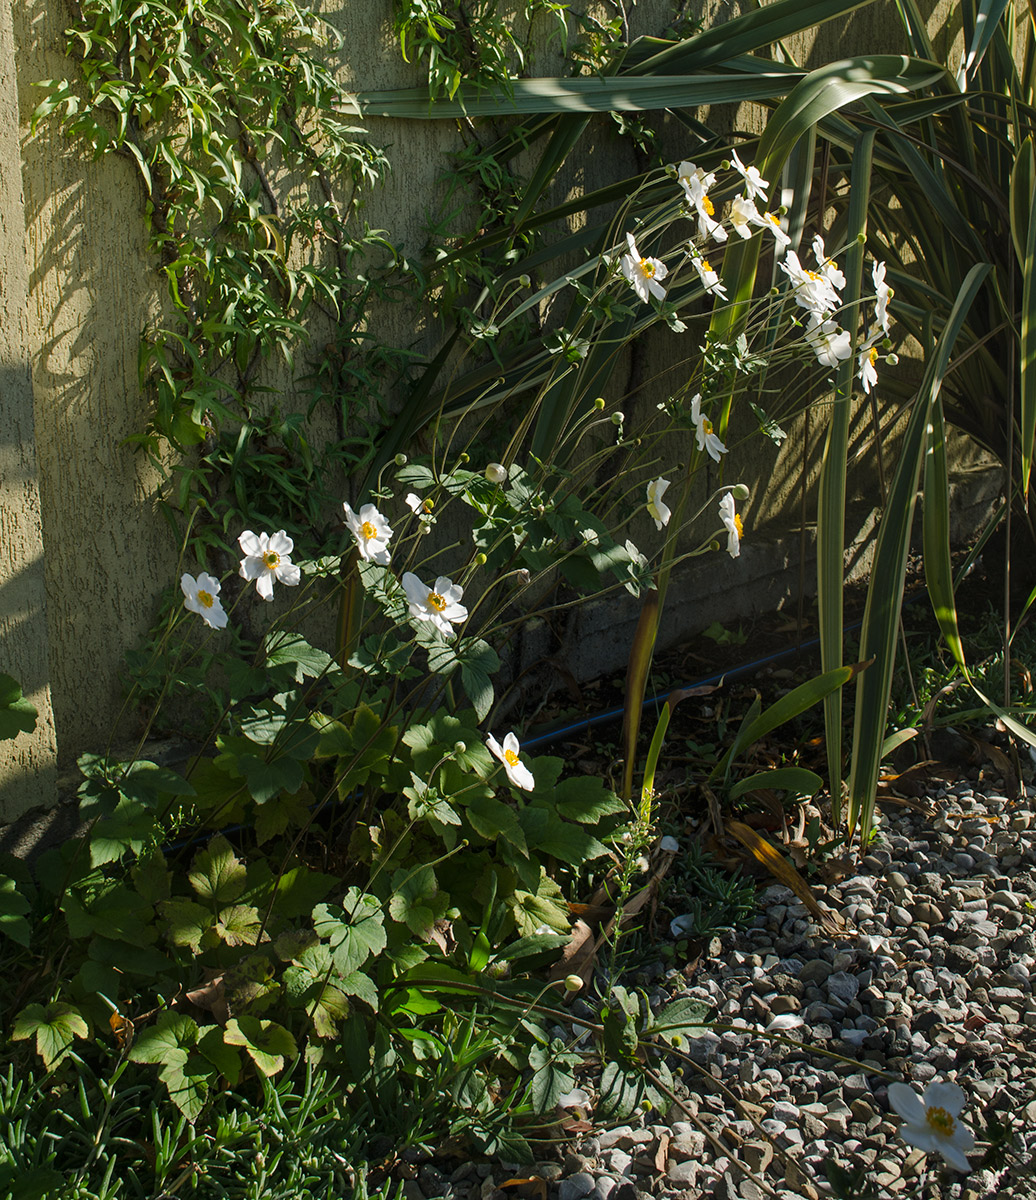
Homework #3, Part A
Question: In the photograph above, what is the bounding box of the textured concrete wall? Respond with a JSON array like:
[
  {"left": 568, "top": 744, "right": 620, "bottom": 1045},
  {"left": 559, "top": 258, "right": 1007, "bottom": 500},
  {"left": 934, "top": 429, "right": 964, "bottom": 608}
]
[
  {"left": 0, "top": 0, "right": 988, "bottom": 820},
  {"left": 11, "top": 0, "right": 168, "bottom": 820},
  {"left": 0, "top": 0, "right": 56, "bottom": 820}
]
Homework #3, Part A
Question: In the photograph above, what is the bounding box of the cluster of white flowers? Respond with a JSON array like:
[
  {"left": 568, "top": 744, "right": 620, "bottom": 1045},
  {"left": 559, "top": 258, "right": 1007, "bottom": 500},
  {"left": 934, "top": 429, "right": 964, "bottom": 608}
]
[
  {"left": 780, "top": 234, "right": 853, "bottom": 368},
  {"left": 620, "top": 151, "right": 788, "bottom": 311},
  {"left": 619, "top": 149, "right": 894, "bottom": 395},
  {"left": 180, "top": 528, "right": 303, "bottom": 629},
  {"left": 857, "top": 258, "right": 894, "bottom": 394},
  {"left": 645, "top": 475, "right": 742, "bottom": 559}
]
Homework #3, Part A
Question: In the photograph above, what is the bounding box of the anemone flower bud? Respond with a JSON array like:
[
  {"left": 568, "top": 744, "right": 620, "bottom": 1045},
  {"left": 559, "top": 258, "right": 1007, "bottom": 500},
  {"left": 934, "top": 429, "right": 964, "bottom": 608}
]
[
  {"left": 485, "top": 462, "right": 507, "bottom": 484},
  {"left": 565, "top": 975, "right": 584, "bottom": 993}
]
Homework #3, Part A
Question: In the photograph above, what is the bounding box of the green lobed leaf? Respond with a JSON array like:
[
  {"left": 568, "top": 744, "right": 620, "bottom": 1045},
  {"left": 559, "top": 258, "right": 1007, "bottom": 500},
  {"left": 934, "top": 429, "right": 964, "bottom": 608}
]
[
  {"left": 312, "top": 890, "right": 387, "bottom": 977},
  {"left": 224, "top": 1016, "right": 297, "bottom": 1076},
  {"left": 12, "top": 1002, "right": 88, "bottom": 1070},
  {"left": 189, "top": 835, "right": 246, "bottom": 904},
  {"left": 0, "top": 673, "right": 37, "bottom": 740},
  {"left": 0, "top": 873, "right": 31, "bottom": 946}
]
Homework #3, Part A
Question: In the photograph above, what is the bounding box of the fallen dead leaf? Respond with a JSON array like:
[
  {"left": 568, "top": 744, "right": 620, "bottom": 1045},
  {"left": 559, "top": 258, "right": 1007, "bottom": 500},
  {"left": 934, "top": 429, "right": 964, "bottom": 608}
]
[{"left": 725, "top": 820, "right": 847, "bottom": 938}]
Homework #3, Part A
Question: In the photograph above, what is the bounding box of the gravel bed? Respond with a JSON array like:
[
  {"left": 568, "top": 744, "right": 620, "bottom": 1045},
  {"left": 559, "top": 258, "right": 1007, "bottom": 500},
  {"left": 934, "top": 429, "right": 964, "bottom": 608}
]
[{"left": 391, "top": 775, "right": 1036, "bottom": 1199}]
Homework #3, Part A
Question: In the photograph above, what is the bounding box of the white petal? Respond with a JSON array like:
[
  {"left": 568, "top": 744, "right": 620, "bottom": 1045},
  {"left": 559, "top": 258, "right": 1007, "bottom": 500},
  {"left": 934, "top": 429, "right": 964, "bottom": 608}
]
[
  {"left": 238, "top": 530, "right": 263, "bottom": 557},
  {"left": 255, "top": 571, "right": 275, "bottom": 601},
  {"left": 888, "top": 1083, "right": 927, "bottom": 1124},
  {"left": 922, "top": 1081, "right": 966, "bottom": 1118},
  {"left": 269, "top": 530, "right": 294, "bottom": 556},
  {"left": 557, "top": 1087, "right": 590, "bottom": 1110},
  {"left": 275, "top": 562, "right": 301, "bottom": 588}
]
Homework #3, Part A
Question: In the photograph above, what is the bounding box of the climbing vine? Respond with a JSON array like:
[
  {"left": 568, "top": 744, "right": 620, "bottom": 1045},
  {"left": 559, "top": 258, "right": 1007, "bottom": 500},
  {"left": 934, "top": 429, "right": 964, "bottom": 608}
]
[{"left": 34, "top": 0, "right": 411, "bottom": 557}]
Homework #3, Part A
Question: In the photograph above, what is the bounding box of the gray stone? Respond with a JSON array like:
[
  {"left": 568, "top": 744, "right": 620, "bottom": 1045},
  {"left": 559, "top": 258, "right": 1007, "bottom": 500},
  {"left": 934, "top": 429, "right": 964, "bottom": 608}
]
[
  {"left": 558, "top": 1173, "right": 595, "bottom": 1200},
  {"left": 666, "top": 1160, "right": 698, "bottom": 1186},
  {"left": 826, "top": 971, "right": 861, "bottom": 1005}
]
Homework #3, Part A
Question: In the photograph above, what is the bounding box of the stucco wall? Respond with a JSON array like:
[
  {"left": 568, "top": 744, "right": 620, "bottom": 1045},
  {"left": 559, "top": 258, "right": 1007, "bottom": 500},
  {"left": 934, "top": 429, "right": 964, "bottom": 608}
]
[
  {"left": 0, "top": 0, "right": 988, "bottom": 821},
  {"left": 0, "top": 0, "right": 56, "bottom": 819}
]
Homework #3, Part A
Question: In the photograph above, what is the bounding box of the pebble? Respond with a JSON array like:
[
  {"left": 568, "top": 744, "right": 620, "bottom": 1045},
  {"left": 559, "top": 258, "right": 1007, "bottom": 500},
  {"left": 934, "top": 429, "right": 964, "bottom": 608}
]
[{"left": 431, "top": 778, "right": 1036, "bottom": 1200}]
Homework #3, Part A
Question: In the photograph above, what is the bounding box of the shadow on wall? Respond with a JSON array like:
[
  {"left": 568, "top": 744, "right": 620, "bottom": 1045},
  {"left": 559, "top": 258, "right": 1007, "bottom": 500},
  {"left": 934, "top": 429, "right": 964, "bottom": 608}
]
[{"left": 15, "top": 0, "right": 168, "bottom": 768}]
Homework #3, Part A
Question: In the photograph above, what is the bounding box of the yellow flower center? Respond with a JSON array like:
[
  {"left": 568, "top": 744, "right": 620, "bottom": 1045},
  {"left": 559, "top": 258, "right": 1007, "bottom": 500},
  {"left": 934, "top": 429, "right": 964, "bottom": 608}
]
[
  {"left": 926, "top": 1107, "right": 955, "bottom": 1137},
  {"left": 360, "top": 520, "right": 376, "bottom": 540},
  {"left": 766, "top": 213, "right": 779, "bottom": 226},
  {"left": 702, "top": 194, "right": 714, "bottom": 216},
  {"left": 262, "top": 551, "right": 280, "bottom": 569},
  {"left": 701, "top": 260, "right": 713, "bottom": 274},
  {"left": 427, "top": 591, "right": 447, "bottom": 612},
  {"left": 640, "top": 258, "right": 656, "bottom": 278},
  {"left": 807, "top": 269, "right": 823, "bottom": 282},
  {"left": 505, "top": 749, "right": 520, "bottom": 767},
  {"left": 869, "top": 347, "right": 879, "bottom": 366},
  {"left": 702, "top": 417, "right": 713, "bottom": 435},
  {"left": 197, "top": 590, "right": 214, "bottom": 609},
  {"left": 734, "top": 513, "right": 744, "bottom": 537}
]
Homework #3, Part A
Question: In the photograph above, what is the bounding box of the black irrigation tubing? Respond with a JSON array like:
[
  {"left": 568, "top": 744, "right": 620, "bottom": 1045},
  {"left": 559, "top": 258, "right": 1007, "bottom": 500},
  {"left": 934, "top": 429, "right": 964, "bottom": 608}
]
[{"left": 522, "top": 586, "right": 928, "bottom": 751}]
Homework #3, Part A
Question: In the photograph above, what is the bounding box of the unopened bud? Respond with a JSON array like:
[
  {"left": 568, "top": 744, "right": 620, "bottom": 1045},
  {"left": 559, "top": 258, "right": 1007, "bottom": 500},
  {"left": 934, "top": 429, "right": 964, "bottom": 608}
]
[
  {"left": 594, "top": 397, "right": 606, "bottom": 410},
  {"left": 611, "top": 411, "right": 625, "bottom": 425},
  {"left": 516, "top": 568, "right": 531, "bottom": 584},
  {"left": 453, "top": 741, "right": 467, "bottom": 755},
  {"left": 459, "top": 453, "right": 470, "bottom": 464},
  {"left": 518, "top": 274, "right": 531, "bottom": 288},
  {"left": 857, "top": 232, "right": 866, "bottom": 244},
  {"left": 475, "top": 553, "right": 487, "bottom": 566},
  {"left": 887, "top": 352, "right": 899, "bottom": 365},
  {"left": 485, "top": 462, "right": 507, "bottom": 484},
  {"left": 732, "top": 483, "right": 750, "bottom": 500},
  {"left": 394, "top": 453, "right": 408, "bottom": 466},
  {"left": 564, "top": 974, "right": 584, "bottom": 993}
]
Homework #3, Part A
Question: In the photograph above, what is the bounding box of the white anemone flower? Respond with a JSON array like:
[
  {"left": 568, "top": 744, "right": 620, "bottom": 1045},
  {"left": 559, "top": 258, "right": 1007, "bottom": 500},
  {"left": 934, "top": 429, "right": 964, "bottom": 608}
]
[
  {"left": 677, "top": 162, "right": 728, "bottom": 243},
  {"left": 812, "top": 234, "right": 847, "bottom": 295},
  {"left": 719, "top": 492, "right": 742, "bottom": 558},
  {"left": 779, "top": 250, "right": 840, "bottom": 316},
  {"left": 730, "top": 149, "right": 769, "bottom": 203},
  {"left": 858, "top": 342, "right": 880, "bottom": 394},
  {"left": 690, "top": 394, "right": 728, "bottom": 462},
  {"left": 760, "top": 210, "right": 791, "bottom": 248},
  {"left": 620, "top": 232, "right": 668, "bottom": 303},
  {"left": 181, "top": 572, "right": 228, "bottom": 629},
  {"left": 402, "top": 572, "right": 467, "bottom": 638},
  {"left": 486, "top": 731, "right": 536, "bottom": 791},
  {"left": 729, "top": 195, "right": 762, "bottom": 240},
  {"left": 646, "top": 476, "right": 672, "bottom": 530},
  {"left": 691, "top": 252, "right": 728, "bottom": 298},
  {"left": 888, "top": 1081, "right": 975, "bottom": 1173},
  {"left": 342, "top": 501, "right": 393, "bottom": 565},
  {"left": 237, "top": 530, "right": 301, "bottom": 601},
  {"left": 873, "top": 259, "right": 893, "bottom": 334},
  {"left": 805, "top": 314, "right": 853, "bottom": 368}
]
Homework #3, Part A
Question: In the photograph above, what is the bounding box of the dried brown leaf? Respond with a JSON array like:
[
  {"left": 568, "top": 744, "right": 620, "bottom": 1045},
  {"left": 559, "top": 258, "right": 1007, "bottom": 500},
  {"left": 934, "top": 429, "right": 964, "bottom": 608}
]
[{"left": 725, "top": 820, "right": 846, "bottom": 938}]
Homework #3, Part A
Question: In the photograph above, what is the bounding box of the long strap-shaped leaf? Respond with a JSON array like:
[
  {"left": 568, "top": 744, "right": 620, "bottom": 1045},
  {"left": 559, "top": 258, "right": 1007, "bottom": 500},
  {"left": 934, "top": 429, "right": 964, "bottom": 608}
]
[
  {"left": 708, "top": 661, "right": 864, "bottom": 786},
  {"left": 627, "top": 0, "right": 876, "bottom": 74},
  {"left": 958, "top": 0, "right": 1013, "bottom": 89},
  {"left": 1019, "top": 140, "right": 1036, "bottom": 505},
  {"left": 925, "top": 397, "right": 1036, "bottom": 751},
  {"left": 817, "top": 129, "right": 875, "bottom": 824},
  {"left": 345, "top": 73, "right": 802, "bottom": 118},
  {"left": 846, "top": 262, "right": 991, "bottom": 846}
]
